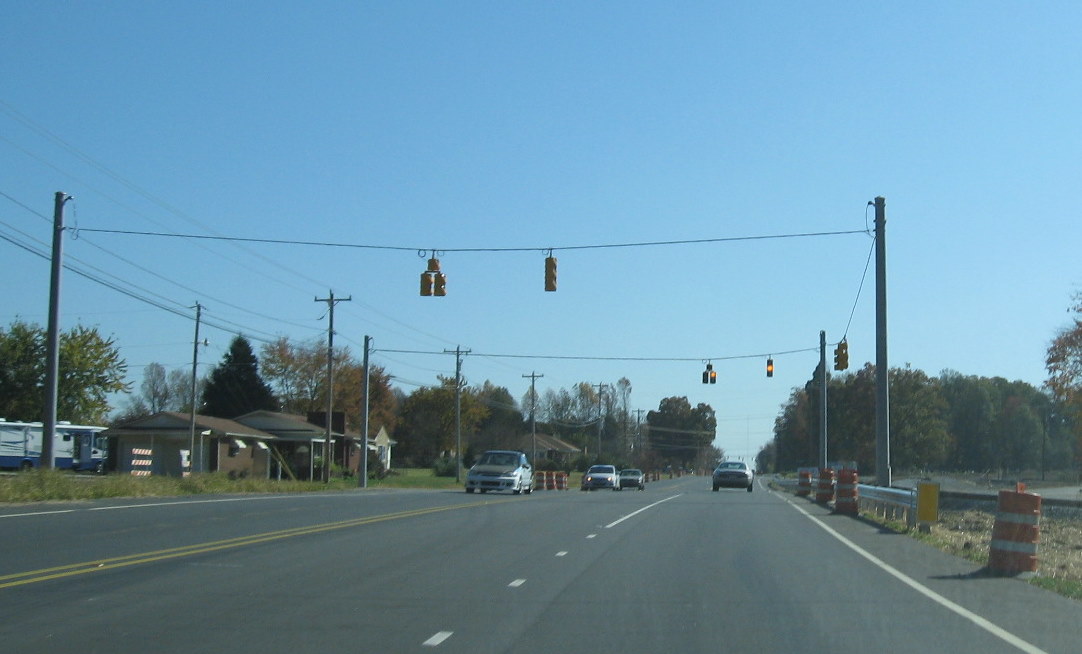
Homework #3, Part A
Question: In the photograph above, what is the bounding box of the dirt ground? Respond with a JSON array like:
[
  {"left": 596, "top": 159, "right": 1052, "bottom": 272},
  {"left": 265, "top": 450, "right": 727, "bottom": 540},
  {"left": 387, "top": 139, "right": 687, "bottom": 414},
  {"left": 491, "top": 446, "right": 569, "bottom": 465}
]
[{"left": 929, "top": 507, "right": 1082, "bottom": 582}]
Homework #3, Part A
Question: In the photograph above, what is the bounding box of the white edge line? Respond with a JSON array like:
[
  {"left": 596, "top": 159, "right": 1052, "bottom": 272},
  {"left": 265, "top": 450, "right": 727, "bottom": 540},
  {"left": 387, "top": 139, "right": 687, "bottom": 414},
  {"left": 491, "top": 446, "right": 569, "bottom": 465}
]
[
  {"left": 605, "top": 493, "right": 682, "bottom": 528},
  {"left": 780, "top": 493, "right": 1048, "bottom": 654},
  {"left": 0, "top": 509, "right": 75, "bottom": 519},
  {"left": 422, "top": 630, "right": 453, "bottom": 647},
  {"left": 508, "top": 578, "right": 526, "bottom": 587}
]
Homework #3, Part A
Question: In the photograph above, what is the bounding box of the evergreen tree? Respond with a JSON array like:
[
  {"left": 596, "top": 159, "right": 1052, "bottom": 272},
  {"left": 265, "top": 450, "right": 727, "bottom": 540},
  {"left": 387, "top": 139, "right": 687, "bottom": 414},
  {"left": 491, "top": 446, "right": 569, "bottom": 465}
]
[{"left": 201, "top": 336, "right": 277, "bottom": 418}]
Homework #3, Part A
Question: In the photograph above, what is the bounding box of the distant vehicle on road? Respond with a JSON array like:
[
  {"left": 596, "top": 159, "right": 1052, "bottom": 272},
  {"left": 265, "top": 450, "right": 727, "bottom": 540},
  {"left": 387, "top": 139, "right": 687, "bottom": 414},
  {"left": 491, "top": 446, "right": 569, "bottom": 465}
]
[
  {"left": 465, "top": 450, "right": 534, "bottom": 494},
  {"left": 618, "top": 468, "right": 646, "bottom": 490},
  {"left": 581, "top": 464, "right": 619, "bottom": 490},
  {"left": 0, "top": 421, "right": 108, "bottom": 472},
  {"left": 712, "top": 461, "right": 754, "bottom": 492}
]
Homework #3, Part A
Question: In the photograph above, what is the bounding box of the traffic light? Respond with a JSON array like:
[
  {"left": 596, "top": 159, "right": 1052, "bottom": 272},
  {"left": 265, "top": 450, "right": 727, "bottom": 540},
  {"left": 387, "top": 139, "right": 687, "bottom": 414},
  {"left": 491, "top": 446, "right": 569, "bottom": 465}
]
[
  {"left": 766, "top": 358, "right": 774, "bottom": 378},
  {"left": 544, "top": 256, "right": 557, "bottom": 292},
  {"left": 702, "top": 363, "right": 714, "bottom": 384},
  {"left": 833, "top": 340, "right": 849, "bottom": 371},
  {"left": 710, "top": 369, "right": 717, "bottom": 384},
  {"left": 421, "top": 258, "right": 445, "bottom": 297}
]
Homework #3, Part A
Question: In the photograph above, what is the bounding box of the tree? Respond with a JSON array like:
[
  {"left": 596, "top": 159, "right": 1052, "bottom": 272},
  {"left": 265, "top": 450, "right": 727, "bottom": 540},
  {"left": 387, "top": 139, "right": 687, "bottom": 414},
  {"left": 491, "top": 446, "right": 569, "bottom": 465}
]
[
  {"left": 201, "top": 335, "right": 277, "bottom": 418},
  {"left": 646, "top": 396, "right": 716, "bottom": 468},
  {"left": 0, "top": 320, "right": 128, "bottom": 424},
  {"left": 115, "top": 363, "right": 201, "bottom": 423},
  {"left": 260, "top": 336, "right": 397, "bottom": 436},
  {"left": 394, "top": 377, "right": 489, "bottom": 466},
  {"left": 1046, "top": 293, "right": 1082, "bottom": 466},
  {"left": 474, "top": 382, "right": 524, "bottom": 453}
]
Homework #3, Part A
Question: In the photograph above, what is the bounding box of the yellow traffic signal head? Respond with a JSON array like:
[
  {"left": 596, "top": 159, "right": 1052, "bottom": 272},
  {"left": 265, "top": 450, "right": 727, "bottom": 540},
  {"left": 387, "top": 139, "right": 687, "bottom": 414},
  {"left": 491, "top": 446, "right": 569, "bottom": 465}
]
[
  {"left": 433, "top": 272, "right": 447, "bottom": 296},
  {"left": 544, "top": 256, "right": 557, "bottom": 292},
  {"left": 420, "top": 272, "right": 433, "bottom": 296}
]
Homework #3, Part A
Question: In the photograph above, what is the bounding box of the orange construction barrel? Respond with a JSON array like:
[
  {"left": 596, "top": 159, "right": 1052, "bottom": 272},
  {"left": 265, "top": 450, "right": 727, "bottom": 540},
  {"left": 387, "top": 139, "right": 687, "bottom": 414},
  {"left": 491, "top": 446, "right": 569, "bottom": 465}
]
[
  {"left": 834, "top": 468, "right": 859, "bottom": 514},
  {"left": 989, "top": 489, "right": 1041, "bottom": 574},
  {"left": 815, "top": 468, "right": 836, "bottom": 503}
]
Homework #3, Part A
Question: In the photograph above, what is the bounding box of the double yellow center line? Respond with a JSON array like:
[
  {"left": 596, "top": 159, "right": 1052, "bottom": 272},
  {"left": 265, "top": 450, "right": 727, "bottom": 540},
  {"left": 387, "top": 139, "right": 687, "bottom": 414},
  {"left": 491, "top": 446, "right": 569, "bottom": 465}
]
[{"left": 1, "top": 498, "right": 507, "bottom": 590}]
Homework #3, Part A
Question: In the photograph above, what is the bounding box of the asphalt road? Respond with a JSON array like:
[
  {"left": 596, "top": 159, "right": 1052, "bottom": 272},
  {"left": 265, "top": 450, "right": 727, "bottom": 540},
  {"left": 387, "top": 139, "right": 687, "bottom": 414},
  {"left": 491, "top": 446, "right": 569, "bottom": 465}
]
[{"left": 1, "top": 477, "right": 1080, "bottom": 654}]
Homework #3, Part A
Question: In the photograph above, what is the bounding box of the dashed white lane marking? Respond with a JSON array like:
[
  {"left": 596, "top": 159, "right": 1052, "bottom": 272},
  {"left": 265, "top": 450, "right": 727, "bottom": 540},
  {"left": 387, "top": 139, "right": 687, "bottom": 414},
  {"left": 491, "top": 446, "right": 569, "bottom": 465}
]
[
  {"left": 508, "top": 578, "right": 526, "bottom": 587},
  {"left": 422, "top": 631, "right": 453, "bottom": 647},
  {"left": 586, "top": 534, "right": 597, "bottom": 539},
  {"left": 556, "top": 551, "right": 568, "bottom": 557}
]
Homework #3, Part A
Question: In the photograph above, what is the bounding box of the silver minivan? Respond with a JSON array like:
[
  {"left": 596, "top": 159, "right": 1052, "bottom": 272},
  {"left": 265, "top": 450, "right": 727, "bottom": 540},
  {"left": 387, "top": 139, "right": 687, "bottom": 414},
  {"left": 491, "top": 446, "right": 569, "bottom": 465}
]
[{"left": 465, "top": 450, "right": 534, "bottom": 494}]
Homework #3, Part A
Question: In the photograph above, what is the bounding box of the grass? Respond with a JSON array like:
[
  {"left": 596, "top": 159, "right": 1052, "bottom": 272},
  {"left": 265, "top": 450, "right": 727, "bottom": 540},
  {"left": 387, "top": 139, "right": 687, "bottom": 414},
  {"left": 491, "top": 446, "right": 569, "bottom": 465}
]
[{"left": 0, "top": 467, "right": 590, "bottom": 503}]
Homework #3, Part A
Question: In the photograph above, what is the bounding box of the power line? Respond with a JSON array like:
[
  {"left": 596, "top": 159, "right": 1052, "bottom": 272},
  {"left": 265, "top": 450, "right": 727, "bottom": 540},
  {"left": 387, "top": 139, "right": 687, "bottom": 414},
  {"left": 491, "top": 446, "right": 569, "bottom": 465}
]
[{"left": 75, "top": 226, "right": 870, "bottom": 254}]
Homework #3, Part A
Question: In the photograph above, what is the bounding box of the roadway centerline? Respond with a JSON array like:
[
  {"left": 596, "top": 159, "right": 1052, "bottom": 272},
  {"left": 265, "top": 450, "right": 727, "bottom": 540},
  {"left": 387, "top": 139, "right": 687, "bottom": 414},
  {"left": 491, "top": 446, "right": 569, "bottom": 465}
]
[{"left": 0, "top": 498, "right": 514, "bottom": 591}]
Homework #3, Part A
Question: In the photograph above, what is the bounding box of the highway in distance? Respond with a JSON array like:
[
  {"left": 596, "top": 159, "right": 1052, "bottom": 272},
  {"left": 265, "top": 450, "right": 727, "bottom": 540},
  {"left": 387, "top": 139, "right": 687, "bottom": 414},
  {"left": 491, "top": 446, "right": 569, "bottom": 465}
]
[{"left": 1, "top": 477, "right": 1080, "bottom": 654}]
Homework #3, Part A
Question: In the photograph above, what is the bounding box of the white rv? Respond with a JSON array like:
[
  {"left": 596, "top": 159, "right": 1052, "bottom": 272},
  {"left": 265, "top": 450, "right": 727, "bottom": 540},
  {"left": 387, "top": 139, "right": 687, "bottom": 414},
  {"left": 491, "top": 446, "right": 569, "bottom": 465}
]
[{"left": 0, "top": 420, "right": 108, "bottom": 472}]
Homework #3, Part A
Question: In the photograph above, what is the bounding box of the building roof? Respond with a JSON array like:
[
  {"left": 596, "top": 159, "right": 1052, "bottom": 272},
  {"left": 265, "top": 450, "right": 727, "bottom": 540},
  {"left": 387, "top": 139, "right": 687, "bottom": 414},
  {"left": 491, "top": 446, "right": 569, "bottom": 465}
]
[{"left": 106, "top": 412, "right": 275, "bottom": 440}]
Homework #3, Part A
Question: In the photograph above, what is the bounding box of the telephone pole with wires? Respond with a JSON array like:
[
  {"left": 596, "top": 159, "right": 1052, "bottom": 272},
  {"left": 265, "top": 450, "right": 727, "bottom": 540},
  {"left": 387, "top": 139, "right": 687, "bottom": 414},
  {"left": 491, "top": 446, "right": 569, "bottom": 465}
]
[
  {"left": 523, "top": 372, "right": 543, "bottom": 462},
  {"left": 445, "top": 346, "right": 470, "bottom": 481},
  {"left": 42, "top": 191, "right": 72, "bottom": 470},
  {"left": 315, "top": 291, "right": 351, "bottom": 482}
]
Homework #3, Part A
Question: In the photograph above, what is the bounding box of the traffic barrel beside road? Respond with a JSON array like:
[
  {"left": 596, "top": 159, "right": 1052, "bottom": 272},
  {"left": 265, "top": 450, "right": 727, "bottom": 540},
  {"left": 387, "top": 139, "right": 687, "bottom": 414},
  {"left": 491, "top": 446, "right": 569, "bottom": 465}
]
[
  {"left": 555, "top": 472, "right": 568, "bottom": 490},
  {"left": 989, "top": 488, "right": 1041, "bottom": 574},
  {"left": 834, "top": 468, "right": 859, "bottom": 514},
  {"left": 535, "top": 473, "right": 547, "bottom": 491},
  {"left": 815, "top": 468, "right": 836, "bottom": 503},
  {"left": 797, "top": 470, "right": 812, "bottom": 497}
]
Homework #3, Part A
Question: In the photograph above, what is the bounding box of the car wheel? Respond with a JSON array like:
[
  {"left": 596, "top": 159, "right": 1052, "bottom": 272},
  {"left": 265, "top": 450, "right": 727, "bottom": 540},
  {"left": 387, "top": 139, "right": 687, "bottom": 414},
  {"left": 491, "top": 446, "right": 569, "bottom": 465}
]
[
  {"left": 747, "top": 483, "right": 753, "bottom": 493},
  {"left": 712, "top": 485, "right": 719, "bottom": 491},
  {"left": 480, "top": 489, "right": 488, "bottom": 494},
  {"left": 466, "top": 487, "right": 474, "bottom": 493}
]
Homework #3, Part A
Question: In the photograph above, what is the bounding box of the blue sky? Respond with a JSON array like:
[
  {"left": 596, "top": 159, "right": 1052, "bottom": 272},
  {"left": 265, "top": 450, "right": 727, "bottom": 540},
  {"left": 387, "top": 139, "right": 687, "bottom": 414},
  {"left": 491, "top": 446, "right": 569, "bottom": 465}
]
[{"left": 3, "top": 2, "right": 1081, "bottom": 462}]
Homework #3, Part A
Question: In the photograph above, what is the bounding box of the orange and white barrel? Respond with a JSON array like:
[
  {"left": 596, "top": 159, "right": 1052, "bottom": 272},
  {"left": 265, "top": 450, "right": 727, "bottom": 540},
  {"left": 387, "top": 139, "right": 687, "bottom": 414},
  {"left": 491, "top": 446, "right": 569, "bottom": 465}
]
[
  {"left": 797, "top": 470, "right": 812, "bottom": 497},
  {"left": 815, "top": 468, "right": 835, "bottom": 503},
  {"left": 989, "top": 489, "right": 1041, "bottom": 574},
  {"left": 834, "top": 468, "right": 859, "bottom": 514}
]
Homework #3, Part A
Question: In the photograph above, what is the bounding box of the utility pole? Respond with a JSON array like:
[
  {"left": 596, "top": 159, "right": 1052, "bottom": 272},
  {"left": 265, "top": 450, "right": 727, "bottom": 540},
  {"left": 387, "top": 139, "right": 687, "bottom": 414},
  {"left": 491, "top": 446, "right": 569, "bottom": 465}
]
[
  {"left": 42, "top": 191, "right": 72, "bottom": 470},
  {"left": 359, "top": 335, "right": 371, "bottom": 489},
  {"left": 634, "top": 409, "right": 646, "bottom": 452},
  {"left": 819, "top": 330, "right": 828, "bottom": 469},
  {"left": 315, "top": 291, "right": 351, "bottom": 482},
  {"left": 523, "top": 372, "right": 543, "bottom": 462},
  {"left": 874, "top": 197, "right": 891, "bottom": 487},
  {"left": 594, "top": 383, "right": 606, "bottom": 461},
  {"left": 188, "top": 303, "right": 204, "bottom": 473},
  {"left": 445, "top": 346, "right": 470, "bottom": 482}
]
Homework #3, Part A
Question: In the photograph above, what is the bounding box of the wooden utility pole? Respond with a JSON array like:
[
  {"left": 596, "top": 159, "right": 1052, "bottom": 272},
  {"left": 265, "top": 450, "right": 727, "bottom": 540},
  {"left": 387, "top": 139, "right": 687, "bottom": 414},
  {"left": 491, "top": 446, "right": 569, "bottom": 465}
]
[{"left": 315, "top": 291, "right": 351, "bottom": 482}]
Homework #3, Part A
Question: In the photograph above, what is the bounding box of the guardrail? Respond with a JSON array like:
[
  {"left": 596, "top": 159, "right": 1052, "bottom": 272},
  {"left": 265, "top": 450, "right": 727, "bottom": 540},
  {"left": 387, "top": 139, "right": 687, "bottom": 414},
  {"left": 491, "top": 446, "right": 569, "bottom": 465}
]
[{"left": 858, "top": 484, "right": 916, "bottom": 526}]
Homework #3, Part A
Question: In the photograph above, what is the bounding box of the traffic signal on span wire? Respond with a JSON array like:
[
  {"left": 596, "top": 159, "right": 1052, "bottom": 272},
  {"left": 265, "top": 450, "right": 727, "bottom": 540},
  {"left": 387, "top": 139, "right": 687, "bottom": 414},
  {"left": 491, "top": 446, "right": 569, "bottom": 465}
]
[
  {"left": 544, "top": 256, "right": 557, "bottom": 291},
  {"left": 420, "top": 257, "right": 446, "bottom": 297},
  {"left": 702, "top": 363, "right": 716, "bottom": 384},
  {"left": 833, "top": 340, "right": 849, "bottom": 371},
  {"left": 766, "top": 358, "right": 774, "bottom": 377}
]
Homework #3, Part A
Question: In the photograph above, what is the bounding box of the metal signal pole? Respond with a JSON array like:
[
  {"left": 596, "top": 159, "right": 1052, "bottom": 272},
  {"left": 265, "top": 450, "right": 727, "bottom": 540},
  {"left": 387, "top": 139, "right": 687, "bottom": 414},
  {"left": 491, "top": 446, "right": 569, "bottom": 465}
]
[
  {"left": 359, "top": 335, "right": 371, "bottom": 489},
  {"left": 874, "top": 197, "right": 891, "bottom": 487},
  {"left": 819, "top": 330, "right": 828, "bottom": 469}
]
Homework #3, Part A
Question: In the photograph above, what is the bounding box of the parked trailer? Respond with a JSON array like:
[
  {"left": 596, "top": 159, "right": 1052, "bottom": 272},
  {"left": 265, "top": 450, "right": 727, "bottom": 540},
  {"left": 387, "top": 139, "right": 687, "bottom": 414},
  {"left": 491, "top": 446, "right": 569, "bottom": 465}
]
[{"left": 0, "top": 421, "right": 108, "bottom": 472}]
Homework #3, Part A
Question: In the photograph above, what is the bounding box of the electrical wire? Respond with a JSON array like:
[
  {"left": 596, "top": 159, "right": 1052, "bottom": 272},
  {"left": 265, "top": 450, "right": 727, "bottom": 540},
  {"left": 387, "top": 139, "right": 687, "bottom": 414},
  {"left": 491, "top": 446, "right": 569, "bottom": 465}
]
[{"left": 75, "top": 226, "right": 870, "bottom": 254}]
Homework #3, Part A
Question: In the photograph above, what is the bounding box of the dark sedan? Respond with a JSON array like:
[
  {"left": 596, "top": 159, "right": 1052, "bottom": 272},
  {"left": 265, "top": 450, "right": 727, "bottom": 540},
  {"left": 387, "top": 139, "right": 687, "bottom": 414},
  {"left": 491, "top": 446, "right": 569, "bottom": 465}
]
[{"left": 618, "top": 468, "right": 646, "bottom": 490}]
